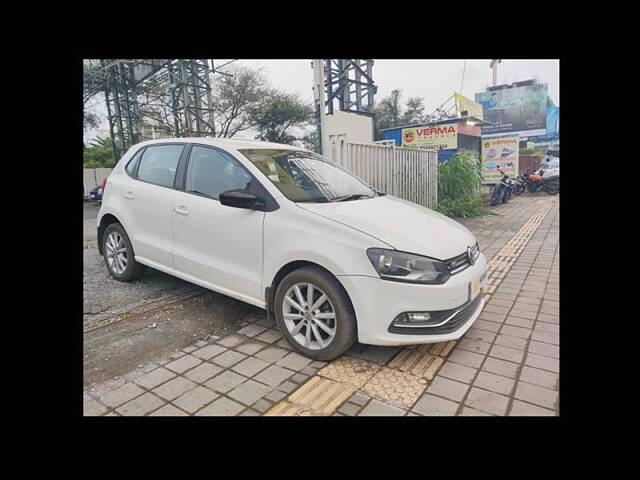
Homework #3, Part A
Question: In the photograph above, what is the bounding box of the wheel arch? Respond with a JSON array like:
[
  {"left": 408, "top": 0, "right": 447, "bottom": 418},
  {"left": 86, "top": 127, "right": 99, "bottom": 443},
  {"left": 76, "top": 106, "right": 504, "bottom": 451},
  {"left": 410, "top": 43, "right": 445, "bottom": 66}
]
[
  {"left": 264, "top": 260, "right": 354, "bottom": 319},
  {"left": 97, "top": 213, "right": 123, "bottom": 256}
]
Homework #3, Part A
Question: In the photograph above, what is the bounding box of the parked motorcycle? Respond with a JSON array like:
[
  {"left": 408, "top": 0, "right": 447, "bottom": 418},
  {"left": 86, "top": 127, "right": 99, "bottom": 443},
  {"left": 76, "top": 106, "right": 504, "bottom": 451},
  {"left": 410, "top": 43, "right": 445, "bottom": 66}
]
[
  {"left": 490, "top": 169, "right": 513, "bottom": 206},
  {"left": 522, "top": 171, "right": 559, "bottom": 195},
  {"left": 512, "top": 174, "right": 526, "bottom": 195}
]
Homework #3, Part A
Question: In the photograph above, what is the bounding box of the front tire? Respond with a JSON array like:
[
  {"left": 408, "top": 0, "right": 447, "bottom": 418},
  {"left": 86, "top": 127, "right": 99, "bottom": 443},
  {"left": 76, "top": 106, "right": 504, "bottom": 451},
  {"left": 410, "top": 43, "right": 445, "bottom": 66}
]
[
  {"left": 102, "top": 223, "right": 146, "bottom": 281},
  {"left": 274, "top": 266, "right": 357, "bottom": 361}
]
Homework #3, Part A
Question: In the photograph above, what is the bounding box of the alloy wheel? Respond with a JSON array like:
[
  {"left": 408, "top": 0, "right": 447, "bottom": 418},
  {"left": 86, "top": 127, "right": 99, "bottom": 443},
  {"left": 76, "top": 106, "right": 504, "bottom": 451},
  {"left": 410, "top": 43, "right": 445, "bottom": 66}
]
[
  {"left": 105, "top": 231, "right": 128, "bottom": 275},
  {"left": 282, "top": 282, "right": 336, "bottom": 350}
]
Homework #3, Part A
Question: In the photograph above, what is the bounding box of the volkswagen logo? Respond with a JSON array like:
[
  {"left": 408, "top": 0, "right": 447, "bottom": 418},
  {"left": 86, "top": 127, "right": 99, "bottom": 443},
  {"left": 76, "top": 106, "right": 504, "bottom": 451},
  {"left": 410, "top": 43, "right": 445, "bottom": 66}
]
[{"left": 467, "top": 246, "right": 475, "bottom": 265}]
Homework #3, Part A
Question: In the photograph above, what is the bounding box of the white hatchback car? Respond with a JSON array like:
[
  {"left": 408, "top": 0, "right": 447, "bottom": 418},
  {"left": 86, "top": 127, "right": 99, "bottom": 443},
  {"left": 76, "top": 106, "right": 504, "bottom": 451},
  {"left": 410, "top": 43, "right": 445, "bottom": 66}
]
[{"left": 97, "top": 138, "right": 488, "bottom": 360}]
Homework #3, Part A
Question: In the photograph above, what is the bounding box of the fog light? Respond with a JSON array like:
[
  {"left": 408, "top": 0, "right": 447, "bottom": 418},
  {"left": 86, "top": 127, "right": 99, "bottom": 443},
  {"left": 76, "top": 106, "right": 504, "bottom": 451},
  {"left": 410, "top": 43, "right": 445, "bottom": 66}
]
[
  {"left": 392, "top": 312, "right": 434, "bottom": 328},
  {"left": 407, "top": 313, "right": 431, "bottom": 322}
]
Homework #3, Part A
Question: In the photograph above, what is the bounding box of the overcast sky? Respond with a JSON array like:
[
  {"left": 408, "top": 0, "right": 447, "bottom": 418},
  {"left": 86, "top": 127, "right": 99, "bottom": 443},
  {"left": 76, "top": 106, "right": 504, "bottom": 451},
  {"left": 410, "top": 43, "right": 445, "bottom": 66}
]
[
  {"left": 223, "top": 59, "right": 559, "bottom": 109},
  {"left": 85, "top": 59, "right": 559, "bottom": 141}
]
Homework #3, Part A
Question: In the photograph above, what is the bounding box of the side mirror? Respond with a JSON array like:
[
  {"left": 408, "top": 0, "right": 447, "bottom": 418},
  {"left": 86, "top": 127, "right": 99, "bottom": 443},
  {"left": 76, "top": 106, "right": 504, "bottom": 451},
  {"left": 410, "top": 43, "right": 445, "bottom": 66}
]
[{"left": 219, "top": 189, "right": 264, "bottom": 210}]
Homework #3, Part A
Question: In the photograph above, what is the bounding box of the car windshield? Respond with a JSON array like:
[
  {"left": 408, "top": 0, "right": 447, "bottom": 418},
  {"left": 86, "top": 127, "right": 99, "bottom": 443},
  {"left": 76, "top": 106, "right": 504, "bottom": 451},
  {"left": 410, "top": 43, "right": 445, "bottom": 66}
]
[{"left": 239, "top": 148, "right": 378, "bottom": 203}]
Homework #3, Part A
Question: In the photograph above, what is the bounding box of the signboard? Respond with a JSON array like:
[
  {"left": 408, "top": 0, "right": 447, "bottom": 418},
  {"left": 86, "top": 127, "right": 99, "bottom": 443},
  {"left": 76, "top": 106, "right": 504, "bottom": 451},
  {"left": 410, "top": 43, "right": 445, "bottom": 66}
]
[
  {"left": 402, "top": 124, "right": 457, "bottom": 150},
  {"left": 482, "top": 135, "right": 519, "bottom": 183},
  {"left": 475, "top": 83, "right": 548, "bottom": 136},
  {"left": 455, "top": 92, "right": 483, "bottom": 120}
]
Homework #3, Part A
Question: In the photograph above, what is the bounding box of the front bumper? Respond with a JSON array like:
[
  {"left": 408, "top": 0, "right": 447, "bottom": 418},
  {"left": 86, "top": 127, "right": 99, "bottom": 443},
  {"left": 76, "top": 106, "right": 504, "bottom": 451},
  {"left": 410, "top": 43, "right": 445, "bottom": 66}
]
[{"left": 338, "top": 253, "right": 487, "bottom": 346}]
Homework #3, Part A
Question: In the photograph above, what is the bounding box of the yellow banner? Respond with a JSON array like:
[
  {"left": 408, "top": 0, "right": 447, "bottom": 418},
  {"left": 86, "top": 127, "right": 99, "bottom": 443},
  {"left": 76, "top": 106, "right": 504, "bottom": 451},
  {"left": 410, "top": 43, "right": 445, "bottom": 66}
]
[
  {"left": 455, "top": 92, "right": 483, "bottom": 120},
  {"left": 482, "top": 135, "right": 519, "bottom": 183},
  {"left": 402, "top": 124, "right": 457, "bottom": 150}
]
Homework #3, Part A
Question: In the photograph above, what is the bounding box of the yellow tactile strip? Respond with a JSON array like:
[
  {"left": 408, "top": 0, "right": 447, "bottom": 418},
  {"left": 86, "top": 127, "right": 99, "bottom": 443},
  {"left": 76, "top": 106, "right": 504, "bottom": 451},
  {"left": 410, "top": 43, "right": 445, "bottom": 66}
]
[
  {"left": 264, "top": 376, "right": 354, "bottom": 416},
  {"left": 388, "top": 350, "right": 444, "bottom": 380},
  {"left": 316, "top": 356, "right": 381, "bottom": 389},
  {"left": 482, "top": 200, "right": 553, "bottom": 298},
  {"left": 264, "top": 199, "right": 555, "bottom": 416}
]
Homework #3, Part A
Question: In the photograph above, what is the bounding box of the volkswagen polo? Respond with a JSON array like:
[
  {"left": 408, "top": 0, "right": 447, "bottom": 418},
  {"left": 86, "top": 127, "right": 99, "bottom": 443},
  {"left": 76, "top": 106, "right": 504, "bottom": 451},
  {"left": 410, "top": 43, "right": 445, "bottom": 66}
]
[{"left": 97, "top": 138, "right": 488, "bottom": 360}]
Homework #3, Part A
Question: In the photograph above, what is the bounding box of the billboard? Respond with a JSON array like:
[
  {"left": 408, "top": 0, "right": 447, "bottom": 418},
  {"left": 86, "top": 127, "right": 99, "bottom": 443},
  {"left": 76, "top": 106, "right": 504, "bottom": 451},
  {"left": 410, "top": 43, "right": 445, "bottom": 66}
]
[
  {"left": 455, "top": 92, "right": 483, "bottom": 120},
  {"left": 401, "top": 124, "right": 457, "bottom": 150},
  {"left": 482, "top": 135, "right": 519, "bottom": 184},
  {"left": 475, "top": 83, "right": 548, "bottom": 136}
]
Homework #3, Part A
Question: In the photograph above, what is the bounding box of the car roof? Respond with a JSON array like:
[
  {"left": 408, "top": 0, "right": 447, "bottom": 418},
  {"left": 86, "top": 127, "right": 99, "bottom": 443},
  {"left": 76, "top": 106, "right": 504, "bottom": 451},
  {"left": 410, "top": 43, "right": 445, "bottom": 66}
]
[{"left": 132, "top": 137, "right": 307, "bottom": 152}]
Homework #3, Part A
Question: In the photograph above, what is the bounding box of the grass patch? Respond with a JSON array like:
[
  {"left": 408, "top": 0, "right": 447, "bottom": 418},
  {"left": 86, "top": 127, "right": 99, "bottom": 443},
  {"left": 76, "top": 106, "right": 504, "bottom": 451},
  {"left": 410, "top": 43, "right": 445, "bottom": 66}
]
[{"left": 435, "top": 150, "right": 493, "bottom": 218}]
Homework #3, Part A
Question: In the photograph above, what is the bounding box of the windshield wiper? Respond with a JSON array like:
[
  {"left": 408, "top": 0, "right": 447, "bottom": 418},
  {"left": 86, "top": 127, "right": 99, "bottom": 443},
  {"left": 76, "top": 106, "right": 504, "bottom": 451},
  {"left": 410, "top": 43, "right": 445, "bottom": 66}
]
[{"left": 331, "top": 194, "right": 375, "bottom": 202}]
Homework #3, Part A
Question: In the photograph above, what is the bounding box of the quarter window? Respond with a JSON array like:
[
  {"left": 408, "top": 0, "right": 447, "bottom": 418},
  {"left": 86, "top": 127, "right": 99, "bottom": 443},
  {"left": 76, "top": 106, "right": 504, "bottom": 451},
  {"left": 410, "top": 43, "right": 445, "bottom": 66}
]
[
  {"left": 137, "top": 145, "right": 184, "bottom": 188},
  {"left": 185, "top": 146, "right": 252, "bottom": 199},
  {"left": 125, "top": 148, "right": 144, "bottom": 176}
]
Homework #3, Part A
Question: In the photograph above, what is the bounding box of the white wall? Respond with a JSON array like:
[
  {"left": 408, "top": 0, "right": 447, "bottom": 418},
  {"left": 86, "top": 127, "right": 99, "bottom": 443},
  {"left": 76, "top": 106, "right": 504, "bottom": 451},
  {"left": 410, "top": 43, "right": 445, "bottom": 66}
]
[{"left": 323, "top": 110, "right": 374, "bottom": 159}]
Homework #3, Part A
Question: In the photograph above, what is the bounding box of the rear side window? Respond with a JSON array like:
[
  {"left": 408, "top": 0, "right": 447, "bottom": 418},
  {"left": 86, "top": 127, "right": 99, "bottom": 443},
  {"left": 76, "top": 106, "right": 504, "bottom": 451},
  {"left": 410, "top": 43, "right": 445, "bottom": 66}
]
[
  {"left": 125, "top": 148, "right": 144, "bottom": 176},
  {"left": 185, "top": 146, "right": 252, "bottom": 199},
  {"left": 137, "top": 145, "right": 184, "bottom": 188}
]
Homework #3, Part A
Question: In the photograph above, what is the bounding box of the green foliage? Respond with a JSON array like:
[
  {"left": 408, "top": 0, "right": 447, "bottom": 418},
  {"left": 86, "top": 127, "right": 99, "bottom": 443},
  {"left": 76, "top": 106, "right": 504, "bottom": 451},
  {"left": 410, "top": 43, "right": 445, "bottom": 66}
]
[
  {"left": 374, "top": 89, "right": 428, "bottom": 139},
  {"left": 249, "top": 91, "right": 313, "bottom": 144},
  {"left": 300, "top": 128, "right": 322, "bottom": 154},
  {"left": 435, "top": 150, "right": 492, "bottom": 218},
  {"left": 84, "top": 136, "right": 116, "bottom": 168}
]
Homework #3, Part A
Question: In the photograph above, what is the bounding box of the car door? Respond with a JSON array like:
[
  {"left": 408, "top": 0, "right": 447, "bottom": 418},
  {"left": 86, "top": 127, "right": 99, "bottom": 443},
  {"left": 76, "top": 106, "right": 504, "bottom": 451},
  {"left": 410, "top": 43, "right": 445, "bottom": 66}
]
[
  {"left": 124, "top": 143, "right": 185, "bottom": 269},
  {"left": 171, "top": 144, "right": 265, "bottom": 305}
]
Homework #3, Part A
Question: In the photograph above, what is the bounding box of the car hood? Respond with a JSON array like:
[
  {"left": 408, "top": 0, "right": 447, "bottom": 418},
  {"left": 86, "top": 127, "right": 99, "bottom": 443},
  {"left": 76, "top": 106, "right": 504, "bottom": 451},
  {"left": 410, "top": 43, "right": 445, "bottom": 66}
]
[{"left": 296, "top": 195, "right": 476, "bottom": 260}]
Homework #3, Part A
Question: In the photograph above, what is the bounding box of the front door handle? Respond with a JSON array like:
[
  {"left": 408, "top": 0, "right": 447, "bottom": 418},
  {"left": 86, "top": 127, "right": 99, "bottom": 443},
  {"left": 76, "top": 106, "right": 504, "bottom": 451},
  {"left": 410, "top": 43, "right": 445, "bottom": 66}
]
[
  {"left": 174, "top": 206, "right": 189, "bottom": 216},
  {"left": 124, "top": 191, "right": 134, "bottom": 200}
]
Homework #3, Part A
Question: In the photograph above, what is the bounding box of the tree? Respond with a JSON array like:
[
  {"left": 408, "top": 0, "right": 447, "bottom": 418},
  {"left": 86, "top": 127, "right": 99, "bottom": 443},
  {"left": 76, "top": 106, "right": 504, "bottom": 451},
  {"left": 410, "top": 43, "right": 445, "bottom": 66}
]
[
  {"left": 374, "top": 89, "right": 402, "bottom": 132},
  {"left": 373, "top": 90, "right": 429, "bottom": 139},
  {"left": 249, "top": 91, "right": 313, "bottom": 144},
  {"left": 84, "top": 136, "right": 116, "bottom": 168},
  {"left": 401, "top": 97, "right": 426, "bottom": 125},
  {"left": 212, "top": 64, "right": 269, "bottom": 138},
  {"left": 300, "top": 127, "right": 322, "bottom": 154}
]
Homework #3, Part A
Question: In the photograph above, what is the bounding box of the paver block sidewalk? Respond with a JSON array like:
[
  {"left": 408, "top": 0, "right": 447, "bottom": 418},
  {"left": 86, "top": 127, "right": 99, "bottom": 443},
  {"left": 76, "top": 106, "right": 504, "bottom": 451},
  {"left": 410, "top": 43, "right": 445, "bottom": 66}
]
[{"left": 84, "top": 196, "right": 559, "bottom": 417}]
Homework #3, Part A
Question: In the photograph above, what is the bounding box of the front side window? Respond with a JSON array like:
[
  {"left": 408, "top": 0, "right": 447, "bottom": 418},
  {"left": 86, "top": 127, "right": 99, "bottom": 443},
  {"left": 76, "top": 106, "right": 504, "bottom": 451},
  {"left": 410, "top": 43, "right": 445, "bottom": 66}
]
[
  {"left": 185, "top": 146, "right": 252, "bottom": 199},
  {"left": 137, "top": 145, "right": 184, "bottom": 188},
  {"left": 238, "top": 149, "right": 378, "bottom": 203}
]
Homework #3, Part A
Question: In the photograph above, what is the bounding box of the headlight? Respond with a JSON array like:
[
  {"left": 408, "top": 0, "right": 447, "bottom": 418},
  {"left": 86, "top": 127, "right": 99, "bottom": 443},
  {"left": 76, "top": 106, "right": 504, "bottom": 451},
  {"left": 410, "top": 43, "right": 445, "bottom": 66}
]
[{"left": 366, "top": 248, "right": 450, "bottom": 285}]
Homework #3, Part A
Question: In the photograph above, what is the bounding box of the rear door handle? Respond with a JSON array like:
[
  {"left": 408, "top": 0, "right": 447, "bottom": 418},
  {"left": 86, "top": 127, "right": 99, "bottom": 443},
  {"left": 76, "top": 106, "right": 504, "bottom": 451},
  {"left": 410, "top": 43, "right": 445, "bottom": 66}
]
[
  {"left": 124, "top": 191, "right": 134, "bottom": 200},
  {"left": 174, "top": 206, "right": 189, "bottom": 216}
]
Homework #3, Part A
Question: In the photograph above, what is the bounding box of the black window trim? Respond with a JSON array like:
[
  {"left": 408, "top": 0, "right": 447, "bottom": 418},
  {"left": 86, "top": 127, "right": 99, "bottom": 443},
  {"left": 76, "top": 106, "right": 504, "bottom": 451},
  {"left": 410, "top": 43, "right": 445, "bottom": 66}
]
[
  {"left": 125, "top": 143, "right": 188, "bottom": 191},
  {"left": 180, "top": 142, "right": 279, "bottom": 212},
  {"left": 124, "top": 146, "right": 146, "bottom": 178}
]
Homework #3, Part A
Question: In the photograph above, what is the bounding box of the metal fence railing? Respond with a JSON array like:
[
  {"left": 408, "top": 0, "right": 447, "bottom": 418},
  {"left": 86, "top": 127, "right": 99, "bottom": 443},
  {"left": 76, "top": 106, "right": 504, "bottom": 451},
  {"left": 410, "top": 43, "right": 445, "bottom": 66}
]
[{"left": 330, "top": 140, "right": 438, "bottom": 209}]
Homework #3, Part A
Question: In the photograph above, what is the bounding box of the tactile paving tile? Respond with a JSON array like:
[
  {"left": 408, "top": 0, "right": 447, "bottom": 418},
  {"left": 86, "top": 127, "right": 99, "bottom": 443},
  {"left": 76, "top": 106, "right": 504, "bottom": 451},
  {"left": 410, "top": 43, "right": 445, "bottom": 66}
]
[
  {"left": 264, "top": 401, "right": 315, "bottom": 416},
  {"left": 316, "top": 355, "right": 381, "bottom": 389},
  {"left": 278, "top": 376, "right": 355, "bottom": 416},
  {"left": 387, "top": 349, "right": 444, "bottom": 380},
  {"left": 423, "top": 341, "right": 457, "bottom": 357},
  {"left": 362, "top": 367, "right": 428, "bottom": 408}
]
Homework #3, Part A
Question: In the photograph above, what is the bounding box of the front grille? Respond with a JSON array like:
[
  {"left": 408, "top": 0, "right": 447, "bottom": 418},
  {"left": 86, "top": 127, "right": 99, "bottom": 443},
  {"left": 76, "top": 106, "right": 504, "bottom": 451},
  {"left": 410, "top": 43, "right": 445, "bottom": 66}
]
[
  {"left": 444, "top": 243, "right": 479, "bottom": 275},
  {"left": 388, "top": 294, "right": 483, "bottom": 336}
]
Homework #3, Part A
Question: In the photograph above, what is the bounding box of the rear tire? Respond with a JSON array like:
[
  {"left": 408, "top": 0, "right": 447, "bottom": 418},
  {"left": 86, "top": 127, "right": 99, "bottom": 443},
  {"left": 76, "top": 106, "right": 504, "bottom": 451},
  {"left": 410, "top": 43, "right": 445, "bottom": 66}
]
[
  {"left": 274, "top": 266, "right": 357, "bottom": 361},
  {"left": 490, "top": 188, "right": 501, "bottom": 206},
  {"left": 102, "top": 223, "right": 146, "bottom": 282}
]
